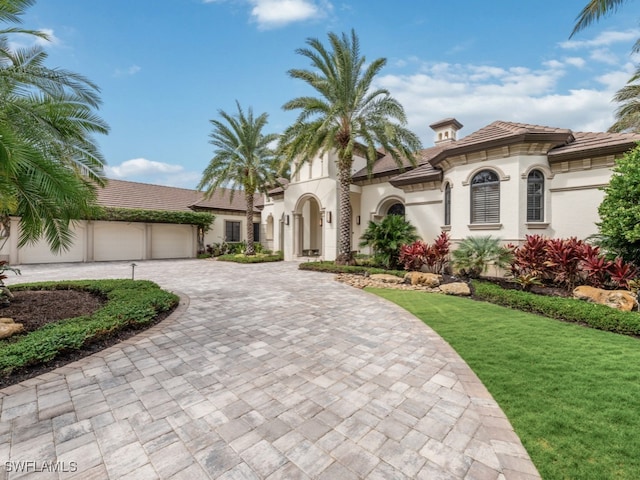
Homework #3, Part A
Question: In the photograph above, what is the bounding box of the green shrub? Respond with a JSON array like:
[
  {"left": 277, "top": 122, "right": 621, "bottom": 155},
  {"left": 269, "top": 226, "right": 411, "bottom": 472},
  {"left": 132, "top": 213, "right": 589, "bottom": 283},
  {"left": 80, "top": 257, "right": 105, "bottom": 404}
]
[
  {"left": 216, "top": 252, "right": 283, "bottom": 263},
  {"left": 298, "top": 261, "right": 405, "bottom": 277},
  {"left": 359, "top": 215, "right": 418, "bottom": 269},
  {"left": 0, "top": 280, "right": 179, "bottom": 377},
  {"left": 472, "top": 280, "right": 640, "bottom": 336}
]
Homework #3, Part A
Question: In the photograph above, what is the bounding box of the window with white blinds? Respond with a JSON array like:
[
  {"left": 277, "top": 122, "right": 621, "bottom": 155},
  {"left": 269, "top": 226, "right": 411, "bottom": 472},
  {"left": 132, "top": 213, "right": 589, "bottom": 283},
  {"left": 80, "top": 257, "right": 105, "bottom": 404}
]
[
  {"left": 444, "top": 183, "right": 451, "bottom": 225},
  {"left": 471, "top": 170, "right": 500, "bottom": 223},
  {"left": 527, "top": 170, "right": 544, "bottom": 222}
]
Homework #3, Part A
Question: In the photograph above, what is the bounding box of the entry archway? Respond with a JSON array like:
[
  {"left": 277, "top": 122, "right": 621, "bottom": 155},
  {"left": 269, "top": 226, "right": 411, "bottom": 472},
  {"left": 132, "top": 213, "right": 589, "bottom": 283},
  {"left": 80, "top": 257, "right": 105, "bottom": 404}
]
[{"left": 293, "top": 194, "right": 323, "bottom": 257}]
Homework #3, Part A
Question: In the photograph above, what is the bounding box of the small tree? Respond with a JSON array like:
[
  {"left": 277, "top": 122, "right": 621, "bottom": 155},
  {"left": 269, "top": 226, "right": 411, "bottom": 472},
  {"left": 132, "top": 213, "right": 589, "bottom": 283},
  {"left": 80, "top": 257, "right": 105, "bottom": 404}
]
[
  {"left": 597, "top": 144, "right": 640, "bottom": 266},
  {"left": 359, "top": 215, "right": 418, "bottom": 270}
]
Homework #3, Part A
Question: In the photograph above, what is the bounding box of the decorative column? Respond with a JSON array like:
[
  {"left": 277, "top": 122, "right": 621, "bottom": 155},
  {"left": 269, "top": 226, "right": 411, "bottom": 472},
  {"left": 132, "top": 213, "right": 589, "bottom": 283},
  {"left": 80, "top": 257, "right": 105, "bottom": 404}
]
[{"left": 293, "top": 213, "right": 302, "bottom": 257}]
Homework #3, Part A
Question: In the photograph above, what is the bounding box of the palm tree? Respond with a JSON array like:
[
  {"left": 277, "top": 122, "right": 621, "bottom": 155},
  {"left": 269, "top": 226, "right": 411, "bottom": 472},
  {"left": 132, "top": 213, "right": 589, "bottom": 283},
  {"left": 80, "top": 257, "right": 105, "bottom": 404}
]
[
  {"left": 280, "top": 30, "right": 422, "bottom": 265},
  {"left": 198, "top": 101, "right": 278, "bottom": 256},
  {"left": 359, "top": 214, "right": 418, "bottom": 270},
  {"left": 0, "top": 0, "right": 109, "bottom": 252},
  {"left": 570, "top": 0, "right": 631, "bottom": 38},
  {"left": 571, "top": 1, "right": 640, "bottom": 132},
  {"left": 451, "top": 236, "right": 513, "bottom": 279}
]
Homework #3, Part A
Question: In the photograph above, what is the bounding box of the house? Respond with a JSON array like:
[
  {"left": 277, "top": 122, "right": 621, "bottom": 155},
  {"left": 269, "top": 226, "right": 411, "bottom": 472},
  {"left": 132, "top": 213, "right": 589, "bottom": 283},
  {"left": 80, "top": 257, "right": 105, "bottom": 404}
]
[
  {"left": 0, "top": 180, "right": 262, "bottom": 265},
  {"left": 261, "top": 118, "right": 640, "bottom": 261},
  {"left": 2, "top": 118, "right": 638, "bottom": 265}
]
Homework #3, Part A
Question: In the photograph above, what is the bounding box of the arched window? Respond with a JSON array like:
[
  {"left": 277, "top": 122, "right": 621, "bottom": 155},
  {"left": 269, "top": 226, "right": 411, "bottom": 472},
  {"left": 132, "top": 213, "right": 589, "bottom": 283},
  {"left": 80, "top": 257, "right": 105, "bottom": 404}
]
[
  {"left": 266, "top": 214, "right": 274, "bottom": 240},
  {"left": 444, "top": 183, "right": 451, "bottom": 226},
  {"left": 387, "top": 203, "right": 405, "bottom": 216},
  {"left": 527, "top": 170, "right": 544, "bottom": 222},
  {"left": 471, "top": 170, "right": 500, "bottom": 223}
]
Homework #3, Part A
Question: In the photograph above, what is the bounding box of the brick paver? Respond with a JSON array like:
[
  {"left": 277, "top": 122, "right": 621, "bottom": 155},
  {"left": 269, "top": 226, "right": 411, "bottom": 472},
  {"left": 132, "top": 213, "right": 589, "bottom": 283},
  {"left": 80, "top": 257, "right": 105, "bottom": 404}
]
[{"left": 0, "top": 259, "right": 541, "bottom": 479}]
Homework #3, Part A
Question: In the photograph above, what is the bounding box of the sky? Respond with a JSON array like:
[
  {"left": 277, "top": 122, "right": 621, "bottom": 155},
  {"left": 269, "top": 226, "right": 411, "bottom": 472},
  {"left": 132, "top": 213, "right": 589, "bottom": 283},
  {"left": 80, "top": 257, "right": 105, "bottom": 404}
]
[{"left": 13, "top": 0, "right": 640, "bottom": 189}]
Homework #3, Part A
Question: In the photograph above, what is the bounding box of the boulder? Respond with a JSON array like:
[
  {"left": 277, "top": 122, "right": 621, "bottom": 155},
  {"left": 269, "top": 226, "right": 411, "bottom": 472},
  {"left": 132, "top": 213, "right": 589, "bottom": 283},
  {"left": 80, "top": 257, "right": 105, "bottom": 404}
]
[
  {"left": 573, "top": 285, "right": 638, "bottom": 312},
  {"left": 404, "top": 272, "right": 442, "bottom": 287},
  {"left": 0, "top": 318, "right": 24, "bottom": 339},
  {"left": 369, "top": 274, "right": 404, "bottom": 284},
  {"left": 439, "top": 282, "right": 471, "bottom": 296}
]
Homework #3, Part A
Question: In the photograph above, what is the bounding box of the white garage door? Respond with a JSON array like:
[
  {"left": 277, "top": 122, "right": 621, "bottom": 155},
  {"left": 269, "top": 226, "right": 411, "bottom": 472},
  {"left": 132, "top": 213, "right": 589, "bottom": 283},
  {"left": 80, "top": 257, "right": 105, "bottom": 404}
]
[{"left": 151, "top": 224, "right": 193, "bottom": 259}]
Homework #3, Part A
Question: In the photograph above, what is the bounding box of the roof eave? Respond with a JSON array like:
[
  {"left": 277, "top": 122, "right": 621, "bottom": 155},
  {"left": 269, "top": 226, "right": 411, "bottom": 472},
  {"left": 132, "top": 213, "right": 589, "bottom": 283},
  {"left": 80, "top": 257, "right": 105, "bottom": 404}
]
[{"left": 549, "top": 142, "right": 638, "bottom": 162}]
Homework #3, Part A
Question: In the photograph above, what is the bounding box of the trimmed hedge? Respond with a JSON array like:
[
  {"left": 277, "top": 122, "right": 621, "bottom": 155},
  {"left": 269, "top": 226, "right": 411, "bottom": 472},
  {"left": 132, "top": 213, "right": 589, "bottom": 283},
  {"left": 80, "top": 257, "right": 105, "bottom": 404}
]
[
  {"left": 472, "top": 280, "right": 640, "bottom": 336},
  {"left": 89, "top": 207, "right": 214, "bottom": 230},
  {"left": 217, "top": 252, "right": 284, "bottom": 263},
  {"left": 298, "top": 261, "right": 405, "bottom": 277},
  {"left": 0, "top": 280, "right": 179, "bottom": 376}
]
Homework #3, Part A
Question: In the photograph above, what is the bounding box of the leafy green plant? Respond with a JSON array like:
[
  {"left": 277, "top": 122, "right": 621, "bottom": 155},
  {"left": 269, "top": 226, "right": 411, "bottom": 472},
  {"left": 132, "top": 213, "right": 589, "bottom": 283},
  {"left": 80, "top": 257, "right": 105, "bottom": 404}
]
[
  {"left": 452, "top": 236, "right": 512, "bottom": 278},
  {"left": 217, "top": 252, "right": 283, "bottom": 263},
  {"left": 359, "top": 215, "right": 418, "bottom": 269},
  {"left": 0, "top": 261, "right": 20, "bottom": 306},
  {"left": 597, "top": 144, "right": 640, "bottom": 265},
  {"left": 298, "top": 261, "right": 405, "bottom": 277}
]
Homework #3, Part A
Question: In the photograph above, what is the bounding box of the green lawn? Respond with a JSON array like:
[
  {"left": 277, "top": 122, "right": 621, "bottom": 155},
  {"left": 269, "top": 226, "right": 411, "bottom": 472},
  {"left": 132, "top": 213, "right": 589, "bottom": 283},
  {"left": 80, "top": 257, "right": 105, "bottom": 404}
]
[{"left": 368, "top": 288, "right": 640, "bottom": 480}]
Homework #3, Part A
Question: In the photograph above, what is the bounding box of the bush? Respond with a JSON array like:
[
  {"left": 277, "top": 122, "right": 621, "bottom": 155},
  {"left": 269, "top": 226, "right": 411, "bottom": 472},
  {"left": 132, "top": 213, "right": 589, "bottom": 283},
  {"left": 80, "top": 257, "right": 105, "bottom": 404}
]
[
  {"left": 359, "top": 215, "right": 418, "bottom": 270},
  {"left": 452, "top": 236, "right": 512, "bottom": 278},
  {"left": 216, "top": 252, "right": 283, "bottom": 263},
  {"left": 399, "top": 232, "right": 450, "bottom": 273},
  {"left": 298, "top": 261, "right": 405, "bottom": 277},
  {"left": 0, "top": 280, "right": 179, "bottom": 377},
  {"left": 472, "top": 280, "right": 640, "bottom": 336}
]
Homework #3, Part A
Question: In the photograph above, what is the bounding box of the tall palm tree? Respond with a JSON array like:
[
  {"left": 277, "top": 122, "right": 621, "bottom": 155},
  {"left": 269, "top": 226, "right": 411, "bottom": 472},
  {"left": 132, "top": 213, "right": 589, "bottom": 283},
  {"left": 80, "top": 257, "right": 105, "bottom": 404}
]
[
  {"left": 0, "top": 0, "right": 109, "bottom": 252},
  {"left": 280, "top": 30, "right": 422, "bottom": 265},
  {"left": 198, "top": 101, "right": 278, "bottom": 256}
]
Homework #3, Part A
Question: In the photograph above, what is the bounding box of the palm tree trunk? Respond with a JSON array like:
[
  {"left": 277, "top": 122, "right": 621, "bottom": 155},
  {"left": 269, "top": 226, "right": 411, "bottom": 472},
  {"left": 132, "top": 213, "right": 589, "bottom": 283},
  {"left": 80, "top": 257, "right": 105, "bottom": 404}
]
[
  {"left": 245, "top": 191, "right": 255, "bottom": 256},
  {"left": 336, "top": 165, "right": 353, "bottom": 265}
]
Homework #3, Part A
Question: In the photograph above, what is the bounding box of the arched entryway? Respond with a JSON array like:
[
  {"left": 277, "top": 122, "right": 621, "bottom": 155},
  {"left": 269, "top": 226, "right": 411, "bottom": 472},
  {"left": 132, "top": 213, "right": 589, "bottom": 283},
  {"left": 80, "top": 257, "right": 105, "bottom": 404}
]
[{"left": 293, "top": 195, "right": 323, "bottom": 257}]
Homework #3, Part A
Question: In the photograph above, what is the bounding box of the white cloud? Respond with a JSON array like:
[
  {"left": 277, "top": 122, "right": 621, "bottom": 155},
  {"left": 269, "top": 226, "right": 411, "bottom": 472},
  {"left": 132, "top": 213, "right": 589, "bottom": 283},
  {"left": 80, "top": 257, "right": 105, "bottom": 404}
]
[
  {"left": 560, "top": 29, "right": 639, "bottom": 50},
  {"left": 106, "top": 158, "right": 202, "bottom": 188},
  {"left": 564, "top": 57, "right": 586, "bottom": 68},
  {"left": 114, "top": 65, "right": 141, "bottom": 77},
  {"left": 203, "top": 0, "right": 331, "bottom": 28},
  {"left": 375, "top": 56, "right": 632, "bottom": 145},
  {"left": 106, "top": 158, "right": 183, "bottom": 177},
  {"left": 250, "top": 0, "right": 327, "bottom": 28}
]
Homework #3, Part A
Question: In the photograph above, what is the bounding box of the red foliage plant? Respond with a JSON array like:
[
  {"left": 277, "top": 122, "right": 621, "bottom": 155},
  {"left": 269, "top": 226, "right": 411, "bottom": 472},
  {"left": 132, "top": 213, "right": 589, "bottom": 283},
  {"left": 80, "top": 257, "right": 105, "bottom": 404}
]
[
  {"left": 399, "top": 232, "right": 451, "bottom": 274},
  {"left": 509, "top": 235, "right": 639, "bottom": 291}
]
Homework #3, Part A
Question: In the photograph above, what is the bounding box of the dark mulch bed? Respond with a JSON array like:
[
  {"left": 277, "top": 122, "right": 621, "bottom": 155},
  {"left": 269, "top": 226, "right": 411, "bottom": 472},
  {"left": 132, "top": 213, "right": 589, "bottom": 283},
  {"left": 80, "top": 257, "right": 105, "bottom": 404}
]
[
  {"left": 0, "top": 290, "right": 174, "bottom": 389},
  {"left": 478, "top": 276, "right": 572, "bottom": 298},
  {"left": 1, "top": 290, "right": 106, "bottom": 331}
]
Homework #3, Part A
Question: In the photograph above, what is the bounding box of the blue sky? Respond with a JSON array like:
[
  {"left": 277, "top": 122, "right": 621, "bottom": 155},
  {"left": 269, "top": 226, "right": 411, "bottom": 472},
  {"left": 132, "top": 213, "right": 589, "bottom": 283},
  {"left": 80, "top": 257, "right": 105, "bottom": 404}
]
[{"left": 15, "top": 0, "right": 640, "bottom": 188}]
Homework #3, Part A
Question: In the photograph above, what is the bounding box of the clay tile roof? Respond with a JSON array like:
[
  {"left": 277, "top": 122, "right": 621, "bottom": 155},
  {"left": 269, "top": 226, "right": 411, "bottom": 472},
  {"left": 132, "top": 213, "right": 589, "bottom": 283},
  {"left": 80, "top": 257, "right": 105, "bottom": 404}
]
[
  {"left": 429, "top": 117, "right": 463, "bottom": 130},
  {"left": 97, "top": 179, "right": 201, "bottom": 212},
  {"left": 352, "top": 144, "right": 448, "bottom": 182},
  {"left": 548, "top": 130, "right": 640, "bottom": 161},
  {"left": 97, "top": 179, "right": 257, "bottom": 213}
]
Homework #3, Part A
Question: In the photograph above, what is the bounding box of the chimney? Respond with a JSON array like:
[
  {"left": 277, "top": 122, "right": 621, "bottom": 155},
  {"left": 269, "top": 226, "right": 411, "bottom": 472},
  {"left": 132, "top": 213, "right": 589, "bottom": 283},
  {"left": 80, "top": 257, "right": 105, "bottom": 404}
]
[{"left": 430, "top": 118, "right": 463, "bottom": 145}]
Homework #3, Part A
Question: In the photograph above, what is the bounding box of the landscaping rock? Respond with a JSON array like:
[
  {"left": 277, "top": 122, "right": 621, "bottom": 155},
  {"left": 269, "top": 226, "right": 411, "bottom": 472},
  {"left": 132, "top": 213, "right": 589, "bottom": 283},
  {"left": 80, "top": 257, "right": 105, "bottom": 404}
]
[
  {"left": 369, "top": 274, "right": 404, "bottom": 284},
  {"left": 573, "top": 286, "right": 638, "bottom": 312},
  {"left": 439, "top": 282, "right": 471, "bottom": 296},
  {"left": 404, "top": 272, "right": 442, "bottom": 287},
  {"left": 0, "top": 318, "right": 24, "bottom": 339}
]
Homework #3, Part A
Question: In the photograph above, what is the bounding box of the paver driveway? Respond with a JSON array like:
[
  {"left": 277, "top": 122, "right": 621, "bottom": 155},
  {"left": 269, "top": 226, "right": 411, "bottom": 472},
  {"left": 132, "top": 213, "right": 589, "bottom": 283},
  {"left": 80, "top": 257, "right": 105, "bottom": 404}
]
[{"left": 0, "top": 259, "right": 540, "bottom": 479}]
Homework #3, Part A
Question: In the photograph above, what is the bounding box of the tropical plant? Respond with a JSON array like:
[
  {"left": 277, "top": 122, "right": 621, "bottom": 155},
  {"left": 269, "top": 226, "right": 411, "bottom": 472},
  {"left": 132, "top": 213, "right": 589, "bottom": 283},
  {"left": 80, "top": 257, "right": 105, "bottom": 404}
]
[
  {"left": 597, "top": 145, "right": 640, "bottom": 265},
  {"left": 0, "top": 260, "right": 20, "bottom": 307},
  {"left": 279, "top": 30, "right": 422, "bottom": 265},
  {"left": 359, "top": 214, "right": 418, "bottom": 270},
  {"left": 198, "top": 101, "right": 279, "bottom": 256},
  {"left": 0, "top": 0, "right": 109, "bottom": 252},
  {"left": 399, "top": 232, "right": 451, "bottom": 273},
  {"left": 451, "top": 236, "right": 513, "bottom": 279},
  {"left": 543, "top": 237, "right": 585, "bottom": 290}
]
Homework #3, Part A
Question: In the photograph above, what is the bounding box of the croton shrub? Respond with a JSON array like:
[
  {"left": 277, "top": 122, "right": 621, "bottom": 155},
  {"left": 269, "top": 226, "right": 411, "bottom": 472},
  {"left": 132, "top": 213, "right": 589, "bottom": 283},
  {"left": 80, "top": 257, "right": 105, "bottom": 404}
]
[
  {"left": 399, "top": 232, "right": 451, "bottom": 274},
  {"left": 508, "top": 234, "right": 638, "bottom": 291}
]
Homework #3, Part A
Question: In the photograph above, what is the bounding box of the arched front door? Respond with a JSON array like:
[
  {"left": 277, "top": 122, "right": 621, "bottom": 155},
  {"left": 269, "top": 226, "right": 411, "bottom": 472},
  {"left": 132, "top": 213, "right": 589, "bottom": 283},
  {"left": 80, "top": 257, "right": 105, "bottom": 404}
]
[{"left": 294, "top": 195, "right": 323, "bottom": 257}]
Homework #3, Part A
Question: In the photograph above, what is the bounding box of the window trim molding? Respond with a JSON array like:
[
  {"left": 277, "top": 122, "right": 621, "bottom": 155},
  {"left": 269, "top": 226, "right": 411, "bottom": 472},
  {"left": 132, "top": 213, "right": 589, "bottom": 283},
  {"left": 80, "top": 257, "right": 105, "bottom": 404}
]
[
  {"left": 526, "top": 169, "right": 545, "bottom": 223},
  {"left": 469, "top": 169, "right": 501, "bottom": 225},
  {"left": 462, "top": 165, "right": 510, "bottom": 186}
]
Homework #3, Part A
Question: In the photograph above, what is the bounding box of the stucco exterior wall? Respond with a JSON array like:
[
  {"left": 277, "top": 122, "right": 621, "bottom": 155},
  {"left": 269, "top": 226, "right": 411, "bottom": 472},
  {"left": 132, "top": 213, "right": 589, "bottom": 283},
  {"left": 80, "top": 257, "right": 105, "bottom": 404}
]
[
  {"left": 203, "top": 211, "right": 261, "bottom": 248},
  {"left": 5, "top": 219, "right": 198, "bottom": 265}
]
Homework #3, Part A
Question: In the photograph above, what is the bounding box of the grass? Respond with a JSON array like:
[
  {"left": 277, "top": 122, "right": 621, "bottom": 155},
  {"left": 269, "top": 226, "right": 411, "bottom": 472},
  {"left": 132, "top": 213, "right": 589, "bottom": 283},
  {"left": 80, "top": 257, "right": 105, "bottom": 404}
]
[
  {"left": 0, "top": 280, "right": 179, "bottom": 378},
  {"left": 368, "top": 288, "right": 640, "bottom": 480}
]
